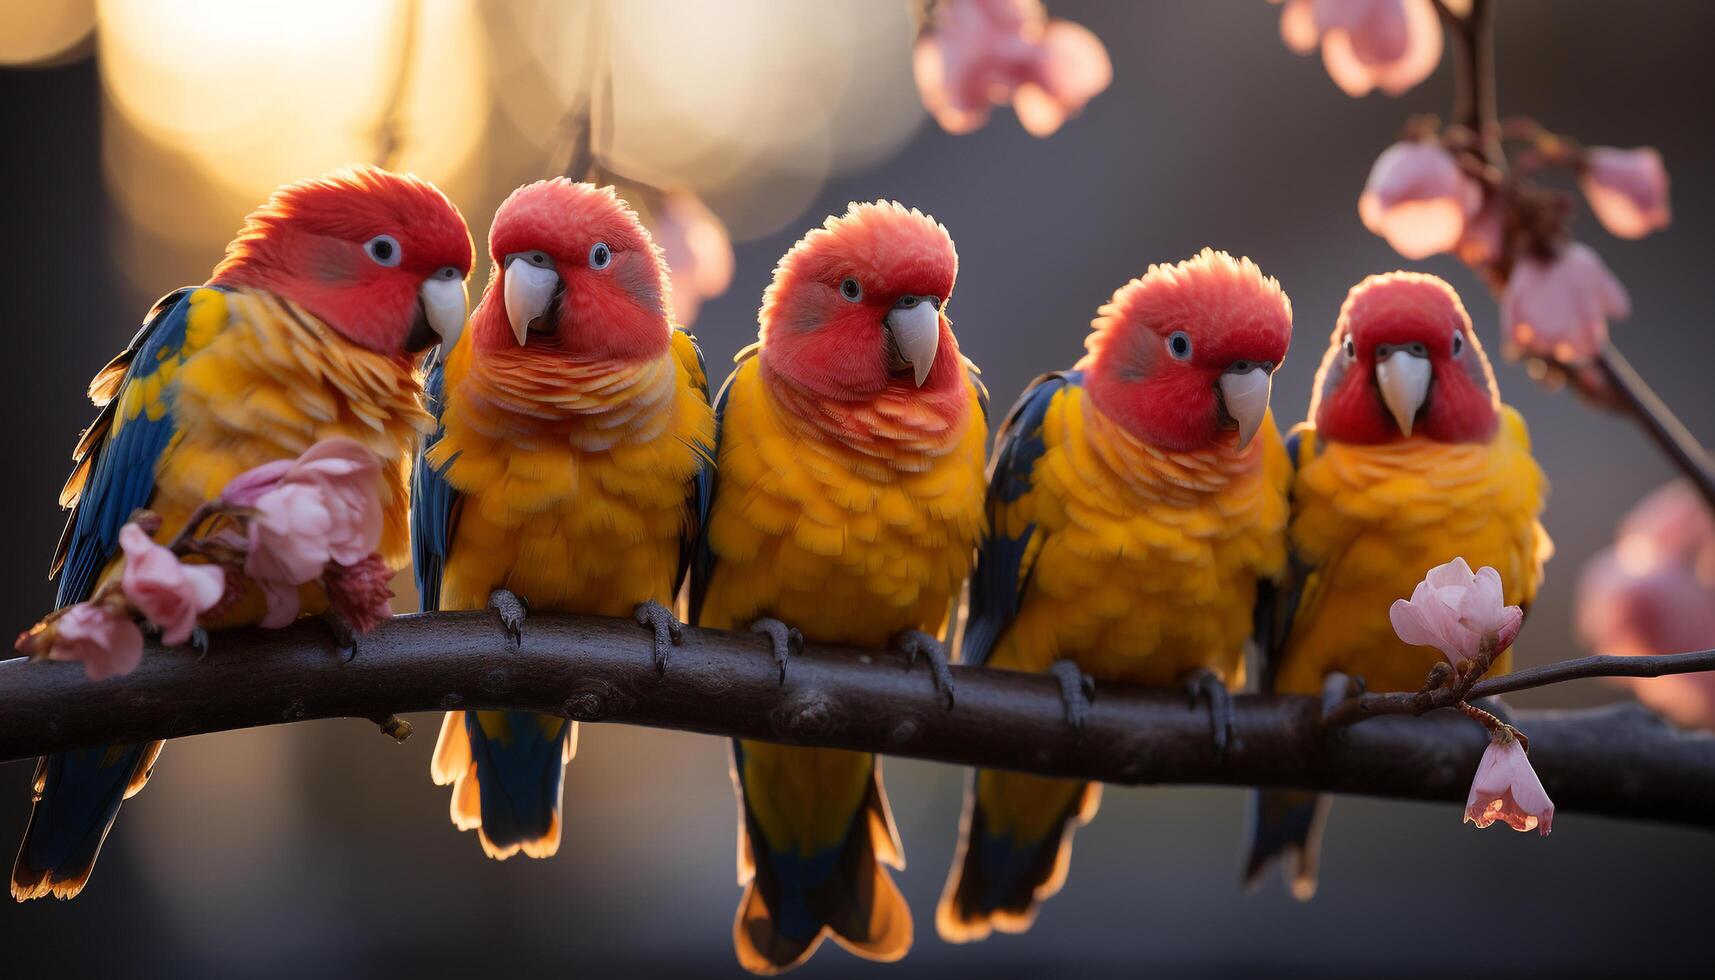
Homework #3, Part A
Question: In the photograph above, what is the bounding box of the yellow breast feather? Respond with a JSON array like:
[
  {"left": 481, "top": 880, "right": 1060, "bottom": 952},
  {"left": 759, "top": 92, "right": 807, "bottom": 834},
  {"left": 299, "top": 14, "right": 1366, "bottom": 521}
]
[
  {"left": 428, "top": 337, "right": 713, "bottom": 616},
  {"left": 1276, "top": 404, "right": 1550, "bottom": 695},
  {"left": 699, "top": 358, "right": 987, "bottom": 648},
  {"left": 989, "top": 385, "right": 1290, "bottom": 687}
]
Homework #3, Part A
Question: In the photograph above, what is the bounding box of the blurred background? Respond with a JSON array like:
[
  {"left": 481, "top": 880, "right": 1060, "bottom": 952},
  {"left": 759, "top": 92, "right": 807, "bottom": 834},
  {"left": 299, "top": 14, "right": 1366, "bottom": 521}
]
[{"left": 2, "top": 0, "right": 1713, "bottom": 975}]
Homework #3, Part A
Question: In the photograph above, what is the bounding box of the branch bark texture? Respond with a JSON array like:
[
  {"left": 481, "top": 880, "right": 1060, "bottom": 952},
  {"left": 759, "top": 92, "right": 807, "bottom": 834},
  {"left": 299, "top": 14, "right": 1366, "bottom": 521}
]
[{"left": 3, "top": 613, "right": 1713, "bottom": 828}]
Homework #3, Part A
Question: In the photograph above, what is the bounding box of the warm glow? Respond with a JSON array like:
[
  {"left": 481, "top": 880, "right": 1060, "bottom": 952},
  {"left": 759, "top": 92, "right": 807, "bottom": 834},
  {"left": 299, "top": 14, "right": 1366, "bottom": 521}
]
[
  {"left": 98, "top": 0, "right": 488, "bottom": 203},
  {"left": 494, "top": 0, "right": 924, "bottom": 240},
  {"left": 0, "top": 0, "right": 95, "bottom": 66}
]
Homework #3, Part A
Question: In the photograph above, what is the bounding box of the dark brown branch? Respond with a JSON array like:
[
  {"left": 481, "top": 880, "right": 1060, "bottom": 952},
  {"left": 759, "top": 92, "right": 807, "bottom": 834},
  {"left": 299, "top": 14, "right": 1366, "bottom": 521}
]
[{"left": 3, "top": 614, "right": 1714, "bottom": 827}]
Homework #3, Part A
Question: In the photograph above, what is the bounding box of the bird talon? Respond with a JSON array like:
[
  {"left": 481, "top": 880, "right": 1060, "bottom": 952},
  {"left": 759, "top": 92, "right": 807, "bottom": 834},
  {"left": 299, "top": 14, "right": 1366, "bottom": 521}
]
[
  {"left": 1183, "top": 667, "right": 1234, "bottom": 761},
  {"left": 1049, "top": 659, "right": 1094, "bottom": 732},
  {"left": 488, "top": 588, "right": 527, "bottom": 646},
  {"left": 633, "top": 600, "right": 685, "bottom": 675},
  {"left": 750, "top": 618, "right": 802, "bottom": 686},
  {"left": 892, "top": 630, "right": 955, "bottom": 709},
  {"left": 322, "top": 610, "right": 358, "bottom": 662},
  {"left": 190, "top": 626, "right": 212, "bottom": 661}
]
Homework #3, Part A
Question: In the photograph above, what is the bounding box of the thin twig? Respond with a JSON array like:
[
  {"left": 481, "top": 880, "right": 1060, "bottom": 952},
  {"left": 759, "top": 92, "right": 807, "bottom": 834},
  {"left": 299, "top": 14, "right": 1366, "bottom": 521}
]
[
  {"left": 1596, "top": 346, "right": 1715, "bottom": 513},
  {"left": 373, "top": 0, "right": 421, "bottom": 170},
  {"left": 1324, "top": 647, "right": 1715, "bottom": 731}
]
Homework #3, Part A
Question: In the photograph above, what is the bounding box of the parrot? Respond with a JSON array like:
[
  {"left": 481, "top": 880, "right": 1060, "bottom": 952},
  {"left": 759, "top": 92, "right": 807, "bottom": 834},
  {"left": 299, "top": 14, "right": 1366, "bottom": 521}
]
[
  {"left": 415, "top": 178, "right": 714, "bottom": 861},
  {"left": 1244, "top": 270, "right": 1551, "bottom": 899},
  {"left": 13, "top": 166, "right": 472, "bottom": 900},
  {"left": 689, "top": 201, "right": 989, "bottom": 973},
  {"left": 936, "top": 248, "right": 1294, "bottom": 942}
]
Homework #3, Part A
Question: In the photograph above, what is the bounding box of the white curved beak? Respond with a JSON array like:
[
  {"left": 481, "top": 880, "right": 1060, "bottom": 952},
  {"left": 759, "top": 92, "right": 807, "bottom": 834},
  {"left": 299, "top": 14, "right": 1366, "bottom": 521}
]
[
  {"left": 885, "top": 301, "right": 941, "bottom": 387},
  {"left": 1375, "top": 350, "right": 1433, "bottom": 437},
  {"left": 419, "top": 276, "right": 468, "bottom": 362},
  {"left": 1218, "top": 366, "right": 1273, "bottom": 450},
  {"left": 503, "top": 258, "right": 560, "bottom": 346}
]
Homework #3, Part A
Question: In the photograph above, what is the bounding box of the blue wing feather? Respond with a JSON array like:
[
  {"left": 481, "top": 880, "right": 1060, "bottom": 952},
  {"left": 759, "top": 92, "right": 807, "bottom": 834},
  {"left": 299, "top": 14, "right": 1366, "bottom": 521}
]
[
  {"left": 688, "top": 361, "right": 739, "bottom": 627},
  {"left": 411, "top": 357, "right": 460, "bottom": 613},
  {"left": 55, "top": 287, "right": 211, "bottom": 608},
  {"left": 1252, "top": 426, "right": 1312, "bottom": 692},
  {"left": 677, "top": 330, "right": 716, "bottom": 596},
  {"left": 959, "top": 371, "right": 1079, "bottom": 669}
]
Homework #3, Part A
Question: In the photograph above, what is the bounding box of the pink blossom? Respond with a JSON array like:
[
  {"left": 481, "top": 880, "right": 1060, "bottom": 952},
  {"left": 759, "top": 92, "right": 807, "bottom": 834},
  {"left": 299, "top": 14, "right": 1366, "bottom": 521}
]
[
  {"left": 117, "top": 523, "right": 224, "bottom": 646},
  {"left": 1465, "top": 733, "right": 1554, "bottom": 835},
  {"left": 1576, "top": 481, "right": 1715, "bottom": 730},
  {"left": 914, "top": 0, "right": 1112, "bottom": 137},
  {"left": 1580, "top": 146, "right": 1671, "bottom": 241},
  {"left": 1358, "top": 141, "right": 1483, "bottom": 260},
  {"left": 45, "top": 602, "right": 146, "bottom": 682},
  {"left": 324, "top": 554, "right": 396, "bottom": 635},
  {"left": 220, "top": 439, "right": 385, "bottom": 629},
  {"left": 1501, "top": 242, "right": 1630, "bottom": 364},
  {"left": 1275, "top": 0, "right": 1443, "bottom": 97},
  {"left": 652, "top": 190, "right": 734, "bottom": 328},
  {"left": 1390, "top": 557, "right": 1524, "bottom": 665}
]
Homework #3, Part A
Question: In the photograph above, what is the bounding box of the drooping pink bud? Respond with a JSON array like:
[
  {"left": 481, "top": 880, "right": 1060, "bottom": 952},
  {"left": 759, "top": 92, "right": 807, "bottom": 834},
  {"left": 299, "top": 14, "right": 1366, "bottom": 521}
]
[
  {"left": 1580, "top": 146, "right": 1671, "bottom": 240},
  {"left": 1465, "top": 732, "right": 1554, "bottom": 835},
  {"left": 118, "top": 523, "right": 224, "bottom": 646},
  {"left": 1274, "top": 0, "right": 1443, "bottom": 97},
  {"left": 914, "top": 0, "right": 1111, "bottom": 137},
  {"left": 1390, "top": 557, "right": 1524, "bottom": 665},
  {"left": 1358, "top": 141, "right": 1483, "bottom": 260},
  {"left": 1501, "top": 242, "right": 1630, "bottom": 364}
]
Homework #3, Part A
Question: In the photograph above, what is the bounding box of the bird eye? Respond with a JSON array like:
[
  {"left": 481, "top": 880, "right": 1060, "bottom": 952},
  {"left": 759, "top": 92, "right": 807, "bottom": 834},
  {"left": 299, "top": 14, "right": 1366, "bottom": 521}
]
[
  {"left": 840, "top": 277, "right": 862, "bottom": 302},
  {"left": 589, "top": 242, "right": 612, "bottom": 270},
  {"left": 1452, "top": 330, "right": 1465, "bottom": 356},
  {"left": 1167, "top": 331, "right": 1193, "bottom": 361},
  {"left": 364, "top": 234, "right": 402, "bottom": 267},
  {"left": 433, "top": 265, "right": 461, "bottom": 281},
  {"left": 1343, "top": 337, "right": 1357, "bottom": 359}
]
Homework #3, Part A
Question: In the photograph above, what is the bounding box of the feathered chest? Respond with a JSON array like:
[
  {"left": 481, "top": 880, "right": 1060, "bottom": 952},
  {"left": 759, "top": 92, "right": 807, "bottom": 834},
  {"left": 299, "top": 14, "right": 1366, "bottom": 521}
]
[
  {"left": 428, "top": 345, "right": 707, "bottom": 529},
  {"left": 160, "top": 289, "right": 429, "bottom": 563},
  {"left": 700, "top": 362, "right": 988, "bottom": 642},
  {"left": 1021, "top": 388, "right": 1289, "bottom": 577}
]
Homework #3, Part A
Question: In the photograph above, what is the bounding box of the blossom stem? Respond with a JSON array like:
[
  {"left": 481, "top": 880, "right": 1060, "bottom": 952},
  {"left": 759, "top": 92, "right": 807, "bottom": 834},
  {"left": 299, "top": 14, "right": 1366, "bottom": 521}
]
[
  {"left": 164, "top": 501, "right": 222, "bottom": 554},
  {"left": 1325, "top": 647, "right": 1715, "bottom": 731},
  {"left": 1595, "top": 345, "right": 1715, "bottom": 513}
]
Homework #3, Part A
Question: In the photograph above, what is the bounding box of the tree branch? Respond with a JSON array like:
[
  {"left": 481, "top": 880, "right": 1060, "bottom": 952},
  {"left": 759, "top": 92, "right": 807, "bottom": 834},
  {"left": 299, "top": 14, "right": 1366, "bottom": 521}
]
[{"left": 4, "top": 614, "right": 1714, "bottom": 827}]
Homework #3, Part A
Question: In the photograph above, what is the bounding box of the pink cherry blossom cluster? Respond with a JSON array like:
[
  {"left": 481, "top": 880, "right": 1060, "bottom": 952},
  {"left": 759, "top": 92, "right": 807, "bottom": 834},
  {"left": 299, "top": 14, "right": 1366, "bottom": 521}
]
[
  {"left": 912, "top": 0, "right": 1112, "bottom": 137},
  {"left": 1390, "top": 558, "right": 1554, "bottom": 835},
  {"left": 1577, "top": 482, "right": 1715, "bottom": 731},
  {"left": 1267, "top": 0, "right": 1670, "bottom": 368},
  {"left": 15, "top": 439, "right": 394, "bottom": 681}
]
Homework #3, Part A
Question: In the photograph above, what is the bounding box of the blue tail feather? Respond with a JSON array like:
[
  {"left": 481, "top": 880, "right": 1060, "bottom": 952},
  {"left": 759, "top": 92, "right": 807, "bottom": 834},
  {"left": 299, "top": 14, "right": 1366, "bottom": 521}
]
[
  {"left": 13, "top": 743, "right": 154, "bottom": 901},
  {"left": 466, "top": 711, "right": 571, "bottom": 858}
]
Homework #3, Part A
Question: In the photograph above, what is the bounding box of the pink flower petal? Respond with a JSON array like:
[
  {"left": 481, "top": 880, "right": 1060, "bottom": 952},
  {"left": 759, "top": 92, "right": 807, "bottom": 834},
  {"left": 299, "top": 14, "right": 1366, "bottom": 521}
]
[
  {"left": 1502, "top": 242, "right": 1630, "bottom": 363},
  {"left": 49, "top": 602, "right": 146, "bottom": 682},
  {"left": 1358, "top": 142, "right": 1479, "bottom": 259},
  {"left": 1581, "top": 146, "right": 1671, "bottom": 240},
  {"left": 118, "top": 521, "right": 224, "bottom": 647},
  {"left": 1465, "top": 737, "right": 1554, "bottom": 835}
]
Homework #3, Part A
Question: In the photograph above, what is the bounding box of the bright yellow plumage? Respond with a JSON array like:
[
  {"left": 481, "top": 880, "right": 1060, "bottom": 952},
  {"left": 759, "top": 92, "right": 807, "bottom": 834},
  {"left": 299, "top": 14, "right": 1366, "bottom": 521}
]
[
  {"left": 697, "top": 356, "right": 987, "bottom": 646},
  {"left": 982, "top": 386, "right": 1290, "bottom": 685},
  {"left": 424, "top": 326, "right": 712, "bottom": 860},
  {"left": 102, "top": 287, "right": 428, "bottom": 624},
  {"left": 427, "top": 329, "right": 711, "bottom": 617},
  {"left": 1274, "top": 405, "right": 1551, "bottom": 695}
]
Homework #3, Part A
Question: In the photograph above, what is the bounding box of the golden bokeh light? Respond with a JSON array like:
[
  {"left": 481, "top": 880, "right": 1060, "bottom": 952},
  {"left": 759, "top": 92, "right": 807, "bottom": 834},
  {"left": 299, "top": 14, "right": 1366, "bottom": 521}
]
[
  {"left": 0, "top": 0, "right": 95, "bottom": 66},
  {"left": 99, "top": 0, "right": 489, "bottom": 204}
]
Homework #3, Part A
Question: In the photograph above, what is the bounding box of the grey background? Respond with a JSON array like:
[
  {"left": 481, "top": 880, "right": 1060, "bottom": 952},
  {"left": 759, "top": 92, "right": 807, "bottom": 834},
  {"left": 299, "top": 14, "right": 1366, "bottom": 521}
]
[{"left": 2, "top": 2, "right": 1713, "bottom": 976}]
